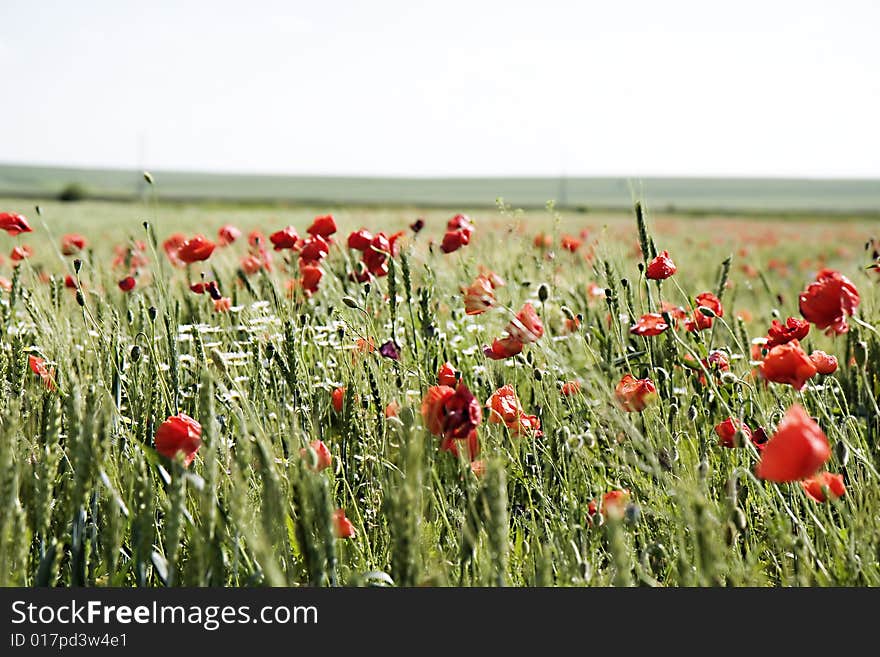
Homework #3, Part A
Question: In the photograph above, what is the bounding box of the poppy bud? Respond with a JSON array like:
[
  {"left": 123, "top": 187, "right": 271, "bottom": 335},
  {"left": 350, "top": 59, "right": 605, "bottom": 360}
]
[
  {"left": 148, "top": 306, "right": 157, "bottom": 322},
  {"left": 35, "top": 205, "right": 42, "bottom": 216},
  {"left": 538, "top": 284, "right": 549, "bottom": 302},
  {"left": 533, "top": 368, "right": 542, "bottom": 381},
  {"left": 561, "top": 306, "right": 574, "bottom": 320},
  {"left": 143, "top": 171, "right": 154, "bottom": 184},
  {"left": 698, "top": 459, "right": 710, "bottom": 479},
  {"left": 75, "top": 289, "right": 85, "bottom": 307},
  {"left": 698, "top": 306, "right": 717, "bottom": 318},
  {"left": 688, "top": 405, "right": 698, "bottom": 422},
  {"left": 720, "top": 371, "right": 738, "bottom": 386},
  {"left": 73, "top": 258, "right": 82, "bottom": 273},
  {"left": 731, "top": 507, "right": 747, "bottom": 531},
  {"left": 131, "top": 345, "right": 141, "bottom": 362},
  {"left": 620, "top": 278, "right": 629, "bottom": 289},
  {"left": 342, "top": 296, "right": 359, "bottom": 309},
  {"left": 854, "top": 340, "right": 868, "bottom": 369},
  {"left": 834, "top": 440, "right": 849, "bottom": 468}
]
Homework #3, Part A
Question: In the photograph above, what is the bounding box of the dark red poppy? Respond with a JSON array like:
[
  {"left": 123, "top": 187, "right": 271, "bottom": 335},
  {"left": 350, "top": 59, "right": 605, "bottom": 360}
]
[
  {"left": 300, "top": 235, "right": 330, "bottom": 263},
  {"left": 438, "top": 362, "right": 458, "bottom": 387},
  {"left": 379, "top": 340, "right": 400, "bottom": 360},
  {"left": 363, "top": 233, "right": 390, "bottom": 276},
  {"left": 300, "top": 439, "right": 332, "bottom": 472},
  {"left": 507, "top": 303, "right": 544, "bottom": 344},
  {"left": 300, "top": 264, "right": 323, "bottom": 295},
  {"left": 630, "top": 313, "right": 669, "bottom": 337},
  {"left": 154, "top": 413, "right": 202, "bottom": 467},
  {"left": 217, "top": 224, "right": 241, "bottom": 246},
  {"left": 347, "top": 228, "right": 373, "bottom": 251},
  {"left": 439, "top": 430, "right": 480, "bottom": 461},
  {"left": 410, "top": 218, "right": 425, "bottom": 233},
  {"left": 646, "top": 250, "right": 677, "bottom": 280},
  {"left": 441, "top": 229, "right": 470, "bottom": 254},
  {"left": 269, "top": 226, "right": 301, "bottom": 251},
  {"left": 307, "top": 214, "right": 337, "bottom": 238},
  {"left": 484, "top": 336, "right": 524, "bottom": 360},
  {"left": 421, "top": 383, "right": 482, "bottom": 441},
  {"left": 799, "top": 268, "right": 860, "bottom": 335},
  {"left": 755, "top": 405, "right": 830, "bottom": 482},
  {"left": 332, "top": 386, "right": 345, "bottom": 413},
  {"left": 333, "top": 509, "right": 356, "bottom": 538},
  {"left": 0, "top": 212, "right": 32, "bottom": 236},
  {"left": 759, "top": 340, "right": 817, "bottom": 390},
  {"left": 11, "top": 245, "right": 32, "bottom": 261},
  {"left": 118, "top": 276, "right": 136, "bottom": 292},
  {"left": 61, "top": 233, "right": 87, "bottom": 255},
  {"left": 615, "top": 374, "right": 657, "bottom": 412},
  {"left": 178, "top": 235, "right": 216, "bottom": 263},
  {"left": 801, "top": 472, "right": 845, "bottom": 502},
  {"left": 715, "top": 417, "right": 752, "bottom": 448},
  {"left": 810, "top": 350, "right": 838, "bottom": 375},
  {"left": 190, "top": 282, "right": 207, "bottom": 294}
]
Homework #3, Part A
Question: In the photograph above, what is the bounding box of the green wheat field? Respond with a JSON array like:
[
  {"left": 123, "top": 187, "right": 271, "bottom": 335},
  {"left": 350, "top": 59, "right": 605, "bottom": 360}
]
[{"left": 0, "top": 179, "right": 878, "bottom": 587}]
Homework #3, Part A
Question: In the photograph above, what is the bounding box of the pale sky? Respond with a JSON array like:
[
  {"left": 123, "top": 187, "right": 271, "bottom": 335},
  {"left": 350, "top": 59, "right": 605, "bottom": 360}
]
[{"left": 1, "top": 0, "right": 878, "bottom": 178}]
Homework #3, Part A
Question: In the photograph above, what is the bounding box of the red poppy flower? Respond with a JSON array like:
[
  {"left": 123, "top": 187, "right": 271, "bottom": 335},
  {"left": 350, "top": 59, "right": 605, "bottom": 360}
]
[
  {"left": 0, "top": 212, "right": 32, "bottom": 236},
  {"left": 64, "top": 275, "right": 77, "bottom": 289},
  {"left": 487, "top": 385, "right": 540, "bottom": 437},
  {"left": 410, "top": 218, "right": 425, "bottom": 233},
  {"left": 347, "top": 228, "right": 373, "bottom": 251},
  {"left": 363, "top": 233, "right": 390, "bottom": 276},
  {"left": 615, "top": 374, "right": 657, "bottom": 412},
  {"left": 561, "top": 234, "right": 582, "bottom": 252},
  {"left": 300, "top": 439, "right": 332, "bottom": 472},
  {"left": 217, "top": 224, "right": 241, "bottom": 246},
  {"left": 438, "top": 362, "right": 458, "bottom": 387},
  {"left": 447, "top": 214, "right": 475, "bottom": 234},
  {"left": 269, "top": 226, "right": 300, "bottom": 251},
  {"left": 799, "top": 269, "right": 859, "bottom": 335},
  {"left": 484, "top": 336, "right": 524, "bottom": 360},
  {"left": 61, "top": 233, "right": 87, "bottom": 255},
  {"left": 441, "top": 229, "right": 470, "bottom": 254},
  {"left": 759, "top": 340, "right": 817, "bottom": 390},
  {"left": 755, "top": 405, "right": 830, "bottom": 482},
  {"left": 421, "top": 383, "right": 482, "bottom": 441},
  {"left": 11, "top": 245, "right": 32, "bottom": 262},
  {"left": 385, "top": 401, "right": 401, "bottom": 418},
  {"left": 507, "top": 303, "right": 544, "bottom": 344},
  {"left": 178, "top": 235, "right": 216, "bottom": 263},
  {"left": 332, "top": 386, "right": 345, "bottom": 413},
  {"left": 646, "top": 250, "right": 677, "bottom": 280},
  {"left": 588, "top": 489, "right": 631, "bottom": 521},
  {"left": 118, "top": 276, "right": 136, "bottom": 292},
  {"left": 439, "top": 430, "right": 481, "bottom": 461},
  {"left": 307, "top": 214, "right": 337, "bottom": 238},
  {"left": 533, "top": 233, "right": 553, "bottom": 249},
  {"left": 810, "top": 350, "right": 838, "bottom": 375},
  {"left": 660, "top": 300, "right": 688, "bottom": 322},
  {"left": 561, "top": 381, "right": 582, "bottom": 396},
  {"left": 333, "top": 509, "right": 356, "bottom": 538},
  {"left": 463, "top": 275, "right": 496, "bottom": 315},
  {"left": 715, "top": 417, "right": 752, "bottom": 448},
  {"left": 241, "top": 251, "right": 272, "bottom": 275},
  {"left": 300, "top": 235, "right": 330, "bottom": 263},
  {"left": 630, "top": 313, "right": 669, "bottom": 337},
  {"left": 213, "top": 297, "right": 232, "bottom": 313},
  {"left": 154, "top": 413, "right": 202, "bottom": 467},
  {"left": 163, "top": 233, "right": 187, "bottom": 268},
  {"left": 28, "top": 355, "right": 56, "bottom": 390},
  {"left": 801, "top": 472, "right": 845, "bottom": 502},
  {"left": 766, "top": 317, "right": 810, "bottom": 349},
  {"left": 300, "top": 264, "right": 323, "bottom": 296},
  {"left": 248, "top": 230, "right": 266, "bottom": 248}
]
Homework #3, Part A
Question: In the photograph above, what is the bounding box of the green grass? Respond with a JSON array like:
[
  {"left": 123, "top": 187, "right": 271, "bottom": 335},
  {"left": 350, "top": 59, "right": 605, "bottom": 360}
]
[
  {"left": 3, "top": 163, "right": 880, "bottom": 213},
  {"left": 0, "top": 194, "right": 878, "bottom": 587}
]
